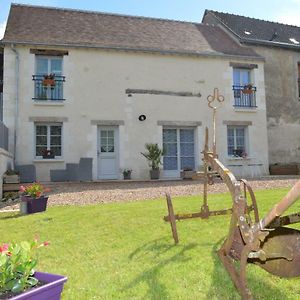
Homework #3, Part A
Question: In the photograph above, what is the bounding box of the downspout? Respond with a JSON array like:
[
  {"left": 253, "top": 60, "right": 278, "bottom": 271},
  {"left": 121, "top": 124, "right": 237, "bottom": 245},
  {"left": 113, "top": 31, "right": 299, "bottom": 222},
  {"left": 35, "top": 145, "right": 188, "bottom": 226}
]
[{"left": 10, "top": 44, "right": 19, "bottom": 164}]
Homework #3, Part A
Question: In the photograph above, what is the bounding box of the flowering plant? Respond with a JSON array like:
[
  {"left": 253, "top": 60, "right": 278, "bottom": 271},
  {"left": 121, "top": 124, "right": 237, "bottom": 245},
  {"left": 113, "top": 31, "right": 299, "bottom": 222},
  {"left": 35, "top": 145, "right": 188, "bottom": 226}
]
[
  {"left": 19, "top": 183, "right": 50, "bottom": 199},
  {"left": 0, "top": 239, "right": 49, "bottom": 296},
  {"left": 122, "top": 168, "right": 132, "bottom": 175},
  {"left": 42, "top": 149, "right": 55, "bottom": 158}
]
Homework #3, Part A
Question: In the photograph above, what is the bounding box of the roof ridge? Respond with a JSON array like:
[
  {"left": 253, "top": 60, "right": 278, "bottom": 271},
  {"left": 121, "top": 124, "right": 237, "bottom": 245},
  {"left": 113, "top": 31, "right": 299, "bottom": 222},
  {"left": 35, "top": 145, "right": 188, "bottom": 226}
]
[
  {"left": 207, "top": 10, "right": 300, "bottom": 29},
  {"left": 11, "top": 3, "right": 202, "bottom": 26}
]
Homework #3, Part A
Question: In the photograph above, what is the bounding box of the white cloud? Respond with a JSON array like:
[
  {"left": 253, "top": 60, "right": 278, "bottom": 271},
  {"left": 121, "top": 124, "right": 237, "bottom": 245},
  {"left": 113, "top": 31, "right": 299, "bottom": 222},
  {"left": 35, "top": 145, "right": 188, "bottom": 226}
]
[{"left": 0, "top": 21, "right": 6, "bottom": 39}]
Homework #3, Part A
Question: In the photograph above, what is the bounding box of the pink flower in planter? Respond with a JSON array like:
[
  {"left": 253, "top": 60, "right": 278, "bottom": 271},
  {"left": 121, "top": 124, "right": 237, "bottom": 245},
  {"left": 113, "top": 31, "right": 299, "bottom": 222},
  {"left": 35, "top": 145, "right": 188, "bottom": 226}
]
[
  {"left": 0, "top": 243, "right": 9, "bottom": 253},
  {"left": 20, "top": 185, "right": 26, "bottom": 193}
]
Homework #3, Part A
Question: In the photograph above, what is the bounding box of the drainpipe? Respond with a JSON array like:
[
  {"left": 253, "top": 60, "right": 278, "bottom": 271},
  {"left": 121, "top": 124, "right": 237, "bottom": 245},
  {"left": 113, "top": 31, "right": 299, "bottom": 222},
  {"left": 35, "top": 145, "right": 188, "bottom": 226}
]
[{"left": 10, "top": 44, "right": 19, "bottom": 164}]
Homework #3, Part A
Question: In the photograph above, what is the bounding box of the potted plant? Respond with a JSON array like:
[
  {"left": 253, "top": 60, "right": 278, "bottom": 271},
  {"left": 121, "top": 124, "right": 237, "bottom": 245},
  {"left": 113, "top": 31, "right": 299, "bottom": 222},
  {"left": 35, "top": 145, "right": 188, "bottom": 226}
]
[
  {"left": 19, "top": 183, "right": 50, "bottom": 214},
  {"left": 242, "top": 83, "right": 253, "bottom": 94},
  {"left": 42, "top": 73, "right": 56, "bottom": 89},
  {"left": 180, "top": 167, "right": 196, "bottom": 180},
  {"left": 42, "top": 149, "right": 55, "bottom": 159},
  {"left": 3, "top": 169, "right": 20, "bottom": 184},
  {"left": 123, "top": 169, "right": 132, "bottom": 180},
  {"left": 141, "top": 143, "right": 165, "bottom": 180},
  {"left": 0, "top": 239, "right": 67, "bottom": 299}
]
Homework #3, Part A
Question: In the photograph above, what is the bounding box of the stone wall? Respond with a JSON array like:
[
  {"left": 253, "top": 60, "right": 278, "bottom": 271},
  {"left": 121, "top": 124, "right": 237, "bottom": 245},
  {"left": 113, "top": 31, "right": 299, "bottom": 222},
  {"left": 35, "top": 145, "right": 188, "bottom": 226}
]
[{"left": 253, "top": 46, "right": 300, "bottom": 164}]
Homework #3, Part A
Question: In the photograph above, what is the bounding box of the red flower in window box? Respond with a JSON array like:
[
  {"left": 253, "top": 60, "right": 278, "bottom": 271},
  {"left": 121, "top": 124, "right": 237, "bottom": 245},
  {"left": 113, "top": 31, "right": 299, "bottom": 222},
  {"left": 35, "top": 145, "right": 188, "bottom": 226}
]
[
  {"left": 242, "top": 84, "right": 253, "bottom": 94},
  {"left": 42, "top": 73, "right": 56, "bottom": 88},
  {"left": 42, "top": 149, "right": 55, "bottom": 159}
]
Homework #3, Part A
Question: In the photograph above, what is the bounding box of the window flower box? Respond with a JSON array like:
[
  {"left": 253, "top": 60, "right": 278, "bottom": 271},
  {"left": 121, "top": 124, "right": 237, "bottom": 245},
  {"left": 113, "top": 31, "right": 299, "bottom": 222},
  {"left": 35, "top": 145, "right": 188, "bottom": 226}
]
[
  {"left": 242, "top": 84, "right": 253, "bottom": 94},
  {"left": 42, "top": 74, "right": 56, "bottom": 88},
  {"left": 42, "top": 149, "right": 55, "bottom": 159}
]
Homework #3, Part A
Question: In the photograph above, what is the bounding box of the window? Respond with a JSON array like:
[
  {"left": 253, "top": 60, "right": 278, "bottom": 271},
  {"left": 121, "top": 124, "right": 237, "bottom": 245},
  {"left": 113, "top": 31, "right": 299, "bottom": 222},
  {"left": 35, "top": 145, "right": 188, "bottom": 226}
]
[
  {"left": 163, "top": 128, "right": 195, "bottom": 171},
  {"left": 233, "top": 68, "right": 251, "bottom": 86},
  {"left": 232, "top": 68, "right": 256, "bottom": 107},
  {"left": 33, "top": 56, "right": 65, "bottom": 101},
  {"left": 227, "top": 126, "right": 247, "bottom": 157},
  {"left": 100, "top": 130, "right": 115, "bottom": 153},
  {"left": 35, "top": 124, "right": 62, "bottom": 157}
]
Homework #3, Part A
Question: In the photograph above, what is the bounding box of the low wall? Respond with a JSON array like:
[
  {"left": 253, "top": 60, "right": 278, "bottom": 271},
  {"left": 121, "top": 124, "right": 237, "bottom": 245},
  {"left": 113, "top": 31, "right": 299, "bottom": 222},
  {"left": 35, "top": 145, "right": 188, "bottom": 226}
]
[{"left": 0, "top": 148, "right": 14, "bottom": 196}]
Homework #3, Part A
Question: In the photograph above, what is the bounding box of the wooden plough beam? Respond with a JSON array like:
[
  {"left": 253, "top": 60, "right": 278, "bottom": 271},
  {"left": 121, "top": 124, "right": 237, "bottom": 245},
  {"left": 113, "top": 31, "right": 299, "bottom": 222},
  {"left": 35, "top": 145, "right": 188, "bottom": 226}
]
[{"left": 163, "top": 88, "right": 300, "bottom": 299}]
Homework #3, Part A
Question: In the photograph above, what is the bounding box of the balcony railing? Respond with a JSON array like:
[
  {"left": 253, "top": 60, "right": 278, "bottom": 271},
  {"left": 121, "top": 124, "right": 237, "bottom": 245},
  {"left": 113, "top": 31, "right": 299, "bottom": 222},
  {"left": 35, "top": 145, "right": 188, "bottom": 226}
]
[
  {"left": 32, "top": 75, "right": 65, "bottom": 101},
  {"left": 233, "top": 85, "right": 257, "bottom": 108}
]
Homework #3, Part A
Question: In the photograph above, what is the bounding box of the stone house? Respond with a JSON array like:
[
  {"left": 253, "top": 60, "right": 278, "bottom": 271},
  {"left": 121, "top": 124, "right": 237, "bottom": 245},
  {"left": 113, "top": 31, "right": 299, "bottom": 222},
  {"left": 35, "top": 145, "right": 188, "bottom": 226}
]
[
  {"left": 203, "top": 10, "right": 300, "bottom": 166},
  {"left": 0, "top": 4, "right": 268, "bottom": 181}
]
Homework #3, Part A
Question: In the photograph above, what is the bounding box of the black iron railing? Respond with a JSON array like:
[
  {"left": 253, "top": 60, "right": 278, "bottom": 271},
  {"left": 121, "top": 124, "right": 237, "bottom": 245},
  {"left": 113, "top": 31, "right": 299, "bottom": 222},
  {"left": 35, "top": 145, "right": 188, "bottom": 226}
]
[
  {"left": 232, "top": 85, "right": 257, "bottom": 108},
  {"left": 32, "top": 75, "right": 65, "bottom": 101},
  {"left": 298, "top": 78, "right": 300, "bottom": 98}
]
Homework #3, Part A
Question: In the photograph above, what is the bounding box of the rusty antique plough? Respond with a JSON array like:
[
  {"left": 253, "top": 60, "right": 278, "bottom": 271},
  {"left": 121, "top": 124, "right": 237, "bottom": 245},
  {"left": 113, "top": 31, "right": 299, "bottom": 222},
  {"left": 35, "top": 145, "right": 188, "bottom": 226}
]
[{"left": 164, "top": 88, "right": 300, "bottom": 299}]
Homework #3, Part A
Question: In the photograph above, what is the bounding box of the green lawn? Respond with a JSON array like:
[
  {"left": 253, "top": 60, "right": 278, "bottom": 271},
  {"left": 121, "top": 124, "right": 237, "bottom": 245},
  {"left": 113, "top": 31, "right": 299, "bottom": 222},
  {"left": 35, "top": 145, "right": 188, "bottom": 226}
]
[{"left": 1, "top": 188, "right": 300, "bottom": 299}]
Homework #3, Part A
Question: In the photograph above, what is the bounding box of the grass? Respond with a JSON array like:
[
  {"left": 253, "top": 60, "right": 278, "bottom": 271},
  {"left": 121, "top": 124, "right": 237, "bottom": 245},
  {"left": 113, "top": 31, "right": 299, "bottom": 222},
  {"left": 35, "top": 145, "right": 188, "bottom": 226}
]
[{"left": 1, "top": 187, "right": 300, "bottom": 299}]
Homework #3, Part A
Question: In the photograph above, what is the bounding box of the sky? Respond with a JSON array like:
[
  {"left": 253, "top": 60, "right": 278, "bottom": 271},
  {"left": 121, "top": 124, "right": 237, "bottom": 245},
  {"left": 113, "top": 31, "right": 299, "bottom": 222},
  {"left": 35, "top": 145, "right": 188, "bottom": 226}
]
[{"left": 1, "top": 0, "right": 300, "bottom": 39}]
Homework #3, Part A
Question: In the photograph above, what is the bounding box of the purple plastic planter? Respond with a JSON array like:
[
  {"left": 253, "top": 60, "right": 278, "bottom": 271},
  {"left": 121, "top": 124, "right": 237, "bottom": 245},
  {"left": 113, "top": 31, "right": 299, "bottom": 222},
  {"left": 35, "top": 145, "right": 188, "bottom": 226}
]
[
  {"left": 21, "top": 196, "right": 48, "bottom": 214},
  {"left": 10, "top": 272, "right": 67, "bottom": 300}
]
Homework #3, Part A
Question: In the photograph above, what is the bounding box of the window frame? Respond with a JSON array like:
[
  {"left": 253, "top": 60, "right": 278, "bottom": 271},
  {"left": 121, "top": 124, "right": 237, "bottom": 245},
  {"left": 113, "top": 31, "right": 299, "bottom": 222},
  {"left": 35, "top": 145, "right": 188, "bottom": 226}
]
[
  {"left": 34, "top": 56, "right": 64, "bottom": 101},
  {"left": 34, "top": 123, "right": 63, "bottom": 159},
  {"left": 227, "top": 125, "right": 249, "bottom": 158},
  {"left": 35, "top": 56, "right": 63, "bottom": 75},
  {"left": 163, "top": 127, "right": 196, "bottom": 171},
  {"left": 233, "top": 68, "right": 252, "bottom": 86}
]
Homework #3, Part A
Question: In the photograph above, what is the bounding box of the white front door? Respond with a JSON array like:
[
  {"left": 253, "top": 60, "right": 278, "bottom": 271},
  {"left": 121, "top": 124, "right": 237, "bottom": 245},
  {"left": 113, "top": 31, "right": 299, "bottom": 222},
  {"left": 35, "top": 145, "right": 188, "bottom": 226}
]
[{"left": 97, "top": 127, "right": 119, "bottom": 179}]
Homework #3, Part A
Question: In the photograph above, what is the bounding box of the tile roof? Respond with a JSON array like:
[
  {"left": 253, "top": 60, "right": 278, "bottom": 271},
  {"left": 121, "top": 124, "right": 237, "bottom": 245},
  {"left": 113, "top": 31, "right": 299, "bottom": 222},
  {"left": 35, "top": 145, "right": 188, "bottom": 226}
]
[
  {"left": 1, "top": 4, "right": 261, "bottom": 59},
  {"left": 203, "top": 10, "right": 300, "bottom": 49}
]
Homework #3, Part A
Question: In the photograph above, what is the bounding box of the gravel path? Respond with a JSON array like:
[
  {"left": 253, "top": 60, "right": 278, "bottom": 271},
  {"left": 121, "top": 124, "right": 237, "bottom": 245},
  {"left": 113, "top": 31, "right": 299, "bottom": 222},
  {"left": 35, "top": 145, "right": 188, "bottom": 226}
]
[
  {"left": 1, "top": 177, "right": 299, "bottom": 211},
  {"left": 46, "top": 177, "right": 299, "bottom": 206}
]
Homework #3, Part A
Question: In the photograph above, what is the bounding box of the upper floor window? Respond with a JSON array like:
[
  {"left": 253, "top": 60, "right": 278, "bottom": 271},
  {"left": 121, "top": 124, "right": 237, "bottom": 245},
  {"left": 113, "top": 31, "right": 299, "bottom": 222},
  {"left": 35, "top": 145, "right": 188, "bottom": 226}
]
[
  {"left": 35, "top": 123, "right": 62, "bottom": 158},
  {"left": 33, "top": 56, "right": 65, "bottom": 101},
  {"left": 232, "top": 68, "right": 256, "bottom": 108},
  {"left": 227, "top": 126, "right": 248, "bottom": 157}
]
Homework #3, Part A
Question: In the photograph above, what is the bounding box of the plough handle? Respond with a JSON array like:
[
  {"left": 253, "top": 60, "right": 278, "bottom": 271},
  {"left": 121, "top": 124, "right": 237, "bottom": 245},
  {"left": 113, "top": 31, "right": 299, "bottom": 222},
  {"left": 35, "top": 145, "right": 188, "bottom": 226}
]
[{"left": 261, "top": 181, "right": 300, "bottom": 229}]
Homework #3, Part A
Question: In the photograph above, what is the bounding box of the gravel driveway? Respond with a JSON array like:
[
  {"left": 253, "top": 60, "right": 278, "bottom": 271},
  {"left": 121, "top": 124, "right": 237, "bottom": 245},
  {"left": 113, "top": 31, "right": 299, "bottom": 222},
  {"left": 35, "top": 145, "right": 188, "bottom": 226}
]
[{"left": 45, "top": 177, "right": 300, "bottom": 206}]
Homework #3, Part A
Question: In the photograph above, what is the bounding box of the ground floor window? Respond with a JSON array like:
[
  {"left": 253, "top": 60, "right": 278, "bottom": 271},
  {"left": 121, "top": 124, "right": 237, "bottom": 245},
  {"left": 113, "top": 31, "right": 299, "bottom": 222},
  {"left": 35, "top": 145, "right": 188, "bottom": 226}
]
[
  {"left": 163, "top": 128, "right": 195, "bottom": 170},
  {"left": 227, "top": 126, "right": 248, "bottom": 157},
  {"left": 35, "top": 123, "right": 62, "bottom": 157}
]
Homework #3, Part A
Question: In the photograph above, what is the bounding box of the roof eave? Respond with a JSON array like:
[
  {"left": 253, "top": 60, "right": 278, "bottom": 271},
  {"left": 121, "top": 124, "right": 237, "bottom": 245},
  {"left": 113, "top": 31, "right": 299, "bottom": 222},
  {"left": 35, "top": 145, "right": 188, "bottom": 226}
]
[
  {"left": 241, "top": 38, "right": 300, "bottom": 50},
  {"left": 0, "top": 40, "right": 264, "bottom": 61}
]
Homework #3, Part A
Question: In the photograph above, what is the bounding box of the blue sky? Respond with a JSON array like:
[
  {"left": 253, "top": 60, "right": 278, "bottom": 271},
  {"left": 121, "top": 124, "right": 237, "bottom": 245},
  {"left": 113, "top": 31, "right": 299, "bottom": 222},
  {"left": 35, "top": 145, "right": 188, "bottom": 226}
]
[{"left": 1, "top": 0, "right": 300, "bottom": 38}]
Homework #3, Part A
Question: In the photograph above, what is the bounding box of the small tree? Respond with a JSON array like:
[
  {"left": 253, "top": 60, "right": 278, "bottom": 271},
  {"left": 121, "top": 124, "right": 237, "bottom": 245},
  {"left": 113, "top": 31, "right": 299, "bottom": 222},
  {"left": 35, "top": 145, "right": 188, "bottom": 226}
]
[{"left": 141, "top": 143, "right": 165, "bottom": 170}]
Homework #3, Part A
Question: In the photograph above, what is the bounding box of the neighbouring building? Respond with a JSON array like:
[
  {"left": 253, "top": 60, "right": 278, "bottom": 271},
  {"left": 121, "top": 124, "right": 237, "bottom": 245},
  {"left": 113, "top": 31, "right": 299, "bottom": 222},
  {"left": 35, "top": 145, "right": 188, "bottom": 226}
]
[
  {"left": 0, "top": 4, "right": 268, "bottom": 181},
  {"left": 203, "top": 10, "right": 300, "bottom": 165}
]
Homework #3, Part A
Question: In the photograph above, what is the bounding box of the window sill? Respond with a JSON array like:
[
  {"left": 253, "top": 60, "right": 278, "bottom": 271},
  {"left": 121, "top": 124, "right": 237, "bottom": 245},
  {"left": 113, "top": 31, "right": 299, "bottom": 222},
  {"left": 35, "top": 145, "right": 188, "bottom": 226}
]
[
  {"left": 233, "top": 107, "right": 257, "bottom": 113},
  {"left": 33, "top": 100, "right": 65, "bottom": 106},
  {"left": 33, "top": 159, "right": 64, "bottom": 163},
  {"left": 227, "top": 157, "right": 252, "bottom": 161}
]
